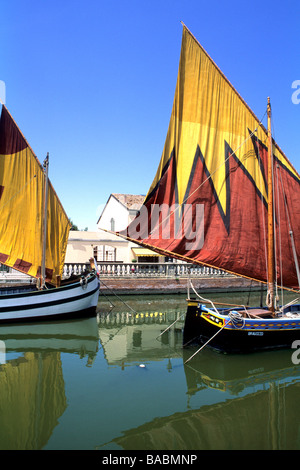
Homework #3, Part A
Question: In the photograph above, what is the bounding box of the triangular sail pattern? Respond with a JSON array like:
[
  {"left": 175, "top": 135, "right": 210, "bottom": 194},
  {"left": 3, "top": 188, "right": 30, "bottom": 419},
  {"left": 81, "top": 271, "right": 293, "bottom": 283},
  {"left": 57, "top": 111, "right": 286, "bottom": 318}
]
[
  {"left": 121, "top": 26, "right": 300, "bottom": 288},
  {"left": 0, "top": 105, "right": 71, "bottom": 283}
]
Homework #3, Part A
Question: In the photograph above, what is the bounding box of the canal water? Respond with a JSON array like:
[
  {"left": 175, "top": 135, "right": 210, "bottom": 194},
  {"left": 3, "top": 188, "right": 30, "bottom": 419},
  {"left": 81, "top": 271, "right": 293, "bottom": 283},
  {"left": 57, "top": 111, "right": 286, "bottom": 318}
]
[{"left": 0, "top": 290, "right": 299, "bottom": 450}]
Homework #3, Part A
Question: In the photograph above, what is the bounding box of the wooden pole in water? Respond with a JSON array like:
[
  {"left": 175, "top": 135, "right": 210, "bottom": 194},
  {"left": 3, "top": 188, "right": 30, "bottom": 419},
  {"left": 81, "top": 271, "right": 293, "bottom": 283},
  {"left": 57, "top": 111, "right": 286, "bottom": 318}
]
[{"left": 267, "top": 98, "right": 275, "bottom": 314}]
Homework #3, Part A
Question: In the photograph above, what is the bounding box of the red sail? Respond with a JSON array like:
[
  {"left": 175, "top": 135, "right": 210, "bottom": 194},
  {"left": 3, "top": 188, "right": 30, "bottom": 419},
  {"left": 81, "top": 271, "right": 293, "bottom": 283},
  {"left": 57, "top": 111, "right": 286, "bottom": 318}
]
[{"left": 120, "top": 26, "right": 300, "bottom": 289}]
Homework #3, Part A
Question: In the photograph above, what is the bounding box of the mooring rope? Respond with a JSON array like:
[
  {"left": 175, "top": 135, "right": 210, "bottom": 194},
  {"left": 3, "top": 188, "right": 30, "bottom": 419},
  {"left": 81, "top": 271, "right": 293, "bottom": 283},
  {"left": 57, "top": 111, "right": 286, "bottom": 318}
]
[
  {"left": 99, "top": 279, "right": 139, "bottom": 315},
  {"left": 184, "top": 284, "right": 246, "bottom": 363},
  {"left": 184, "top": 309, "right": 247, "bottom": 364},
  {"left": 184, "top": 318, "right": 231, "bottom": 364}
]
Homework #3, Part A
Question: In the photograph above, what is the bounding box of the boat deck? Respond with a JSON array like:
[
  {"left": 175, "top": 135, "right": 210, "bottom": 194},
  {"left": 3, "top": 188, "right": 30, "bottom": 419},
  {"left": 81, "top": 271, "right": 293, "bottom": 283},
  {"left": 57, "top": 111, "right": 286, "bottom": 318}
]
[{"left": 245, "top": 309, "right": 274, "bottom": 319}]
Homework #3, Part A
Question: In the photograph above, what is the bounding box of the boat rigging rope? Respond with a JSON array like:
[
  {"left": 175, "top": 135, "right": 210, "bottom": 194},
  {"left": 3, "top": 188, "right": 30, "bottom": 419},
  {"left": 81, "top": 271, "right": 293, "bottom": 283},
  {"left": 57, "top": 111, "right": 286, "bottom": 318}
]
[
  {"left": 189, "top": 279, "right": 249, "bottom": 317},
  {"left": 254, "top": 128, "right": 280, "bottom": 312},
  {"left": 156, "top": 313, "right": 186, "bottom": 339},
  {"left": 279, "top": 297, "right": 300, "bottom": 316},
  {"left": 189, "top": 280, "right": 219, "bottom": 314},
  {"left": 278, "top": 165, "right": 300, "bottom": 288},
  {"left": 228, "top": 310, "right": 245, "bottom": 329},
  {"left": 184, "top": 280, "right": 248, "bottom": 363},
  {"left": 255, "top": 130, "right": 269, "bottom": 292},
  {"left": 274, "top": 162, "right": 284, "bottom": 307},
  {"left": 184, "top": 309, "right": 245, "bottom": 363},
  {"left": 99, "top": 279, "right": 139, "bottom": 315},
  {"left": 184, "top": 319, "right": 231, "bottom": 364}
]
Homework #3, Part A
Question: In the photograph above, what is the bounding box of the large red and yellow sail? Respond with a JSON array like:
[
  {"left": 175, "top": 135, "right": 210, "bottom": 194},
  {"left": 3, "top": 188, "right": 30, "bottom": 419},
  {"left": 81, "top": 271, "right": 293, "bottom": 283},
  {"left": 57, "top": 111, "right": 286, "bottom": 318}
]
[
  {"left": 0, "top": 105, "right": 71, "bottom": 283},
  {"left": 120, "top": 25, "right": 300, "bottom": 289}
]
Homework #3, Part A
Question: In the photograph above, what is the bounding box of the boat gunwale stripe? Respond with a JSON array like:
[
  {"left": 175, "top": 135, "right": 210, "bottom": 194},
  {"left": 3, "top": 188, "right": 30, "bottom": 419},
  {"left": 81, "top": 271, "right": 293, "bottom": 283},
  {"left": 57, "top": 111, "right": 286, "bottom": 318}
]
[
  {"left": 0, "top": 274, "right": 97, "bottom": 300},
  {"left": 0, "top": 285, "right": 99, "bottom": 313}
]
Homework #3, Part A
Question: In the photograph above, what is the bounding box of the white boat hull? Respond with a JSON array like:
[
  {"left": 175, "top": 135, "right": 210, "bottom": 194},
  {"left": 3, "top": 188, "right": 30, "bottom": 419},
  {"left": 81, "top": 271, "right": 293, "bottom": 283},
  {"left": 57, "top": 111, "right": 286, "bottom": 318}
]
[{"left": 0, "top": 272, "right": 100, "bottom": 324}]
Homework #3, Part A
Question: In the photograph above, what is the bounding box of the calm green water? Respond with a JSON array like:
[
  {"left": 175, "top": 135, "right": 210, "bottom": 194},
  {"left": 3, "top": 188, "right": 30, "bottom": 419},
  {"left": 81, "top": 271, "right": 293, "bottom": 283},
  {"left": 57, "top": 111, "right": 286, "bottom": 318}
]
[{"left": 0, "top": 291, "right": 299, "bottom": 450}]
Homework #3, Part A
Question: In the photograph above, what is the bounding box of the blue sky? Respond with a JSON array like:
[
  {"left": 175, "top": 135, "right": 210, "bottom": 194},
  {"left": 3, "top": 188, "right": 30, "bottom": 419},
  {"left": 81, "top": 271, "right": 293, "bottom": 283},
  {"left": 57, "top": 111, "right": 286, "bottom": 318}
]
[{"left": 1, "top": 0, "right": 299, "bottom": 230}]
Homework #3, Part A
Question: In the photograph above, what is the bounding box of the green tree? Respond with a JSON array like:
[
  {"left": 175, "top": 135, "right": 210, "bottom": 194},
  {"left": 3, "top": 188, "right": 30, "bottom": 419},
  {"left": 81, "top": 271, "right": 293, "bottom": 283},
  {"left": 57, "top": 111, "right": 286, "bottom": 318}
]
[{"left": 69, "top": 219, "right": 78, "bottom": 230}]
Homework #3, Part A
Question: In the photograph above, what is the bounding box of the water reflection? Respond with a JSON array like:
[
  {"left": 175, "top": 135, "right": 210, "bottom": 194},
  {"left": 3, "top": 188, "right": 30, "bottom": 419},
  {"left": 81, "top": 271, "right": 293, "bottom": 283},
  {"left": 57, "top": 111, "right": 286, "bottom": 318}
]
[
  {"left": 182, "top": 348, "right": 300, "bottom": 450},
  {"left": 0, "top": 318, "right": 99, "bottom": 450},
  {"left": 0, "top": 293, "right": 299, "bottom": 450},
  {"left": 98, "top": 308, "right": 183, "bottom": 367},
  {"left": 98, "top": 304, "right": 300, "bottom": 450}
]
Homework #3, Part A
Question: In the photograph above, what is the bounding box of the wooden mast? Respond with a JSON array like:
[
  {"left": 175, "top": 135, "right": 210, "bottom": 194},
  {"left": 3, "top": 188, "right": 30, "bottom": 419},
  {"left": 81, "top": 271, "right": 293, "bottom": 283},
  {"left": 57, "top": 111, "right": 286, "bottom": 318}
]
[
  {"left": 41, "top": 153, "right": 49, "bottom": 289},
  {"left": 267, "top": 97, "right": 275, "bottom": 314}
]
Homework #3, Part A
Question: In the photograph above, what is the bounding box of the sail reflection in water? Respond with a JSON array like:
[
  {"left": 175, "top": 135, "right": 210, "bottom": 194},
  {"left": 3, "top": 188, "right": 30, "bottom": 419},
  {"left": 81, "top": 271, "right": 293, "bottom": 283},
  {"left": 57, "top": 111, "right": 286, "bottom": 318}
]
[
  {"left": 0, "top": 295, "right": 299, "bottom": 450},
  {"left": 0, "top": 317, "right": 99, "bottom": 450}
]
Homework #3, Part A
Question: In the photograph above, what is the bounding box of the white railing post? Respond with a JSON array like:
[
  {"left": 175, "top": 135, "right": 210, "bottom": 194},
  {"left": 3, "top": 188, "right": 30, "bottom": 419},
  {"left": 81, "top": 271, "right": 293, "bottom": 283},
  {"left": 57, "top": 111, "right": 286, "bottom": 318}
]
[{"left": 62, "top": 262, "right": 229, "bottom": 279}]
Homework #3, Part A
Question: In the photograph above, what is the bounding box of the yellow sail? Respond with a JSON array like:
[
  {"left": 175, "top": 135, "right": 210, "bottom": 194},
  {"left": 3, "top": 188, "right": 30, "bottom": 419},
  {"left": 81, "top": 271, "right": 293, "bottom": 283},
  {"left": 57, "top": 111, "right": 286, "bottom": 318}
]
[
  {"left": 121, "top": 25, "right": 300, "bottom": 288},
  {"left": 0, "top": 105, "right": 71, "bottom": 284},
  {"left": 0, "top": 352, "right": 67, "bottom": 449},
  {"left": 147, "top": 25, "right": 298, "bottom": 212}
]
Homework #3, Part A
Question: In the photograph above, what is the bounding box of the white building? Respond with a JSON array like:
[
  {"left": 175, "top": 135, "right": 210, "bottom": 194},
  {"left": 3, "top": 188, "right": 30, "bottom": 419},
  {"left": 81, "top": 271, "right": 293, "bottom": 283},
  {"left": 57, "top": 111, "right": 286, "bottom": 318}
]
[
  {"left": 65, "top": 193, "right": 164, "bottom": 265},
  {"left": 96, "top": 193, "right": 164, "bottom": 263}
]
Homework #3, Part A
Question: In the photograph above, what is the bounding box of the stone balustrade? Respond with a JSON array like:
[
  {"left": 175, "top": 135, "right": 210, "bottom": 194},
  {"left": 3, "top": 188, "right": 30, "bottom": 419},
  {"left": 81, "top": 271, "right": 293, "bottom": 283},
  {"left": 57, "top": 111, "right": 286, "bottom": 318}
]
[
  {"left": 62, "top": 262, "right": 230, "bottom": 278},
  {"left": 0, "top": 262, "right": 230, "bottom": 282}
]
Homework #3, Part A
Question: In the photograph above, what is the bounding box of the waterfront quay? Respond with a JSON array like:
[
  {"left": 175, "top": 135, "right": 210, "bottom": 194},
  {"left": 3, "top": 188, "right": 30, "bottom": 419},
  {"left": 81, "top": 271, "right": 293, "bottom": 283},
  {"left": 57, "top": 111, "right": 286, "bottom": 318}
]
[
  {"left": 75, "top": 262, "right": 262, "bottom": 295},
  {"left": 0, "top": 261, "right": 262, "bottom": 295},
  {"left": 98, "top": 274, "right": 259, "bottom": 295}
]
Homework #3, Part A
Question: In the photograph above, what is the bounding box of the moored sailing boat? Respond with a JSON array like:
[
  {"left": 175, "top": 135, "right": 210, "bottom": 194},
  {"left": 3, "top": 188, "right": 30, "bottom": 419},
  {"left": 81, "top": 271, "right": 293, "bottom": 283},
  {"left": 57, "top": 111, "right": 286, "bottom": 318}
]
[
  {"left": 0, "top": 104, "right": 100, "bottom": 324},
  {"left": 114, "top": 24, "right": 300, "bottom": 353}
]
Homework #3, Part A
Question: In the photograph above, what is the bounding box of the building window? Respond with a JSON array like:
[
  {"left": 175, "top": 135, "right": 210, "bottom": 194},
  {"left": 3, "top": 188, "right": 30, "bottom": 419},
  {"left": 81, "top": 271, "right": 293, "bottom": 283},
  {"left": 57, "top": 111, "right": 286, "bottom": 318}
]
[
  {"left": 110, "top": 218, "right": 115, "bottom": 232},
  {"left": 93, "top": 245, "right": 116, "bottom": 262}
]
